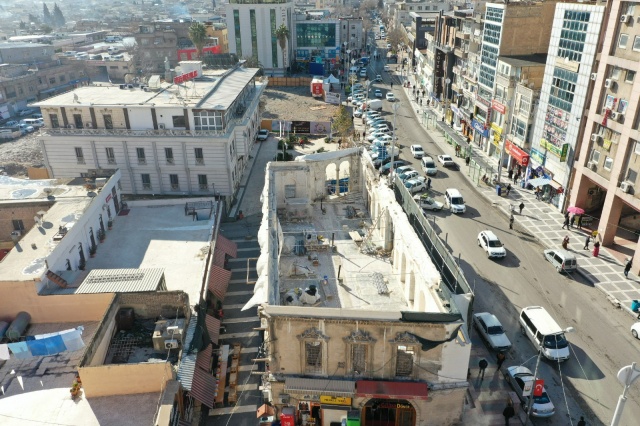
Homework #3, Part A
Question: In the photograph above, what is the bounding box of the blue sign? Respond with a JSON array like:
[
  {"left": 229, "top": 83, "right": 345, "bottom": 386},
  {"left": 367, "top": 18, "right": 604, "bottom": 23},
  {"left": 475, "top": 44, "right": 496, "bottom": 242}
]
[
  {"left": 472, "top": 119, "right": 489, "bottom": 137},
  {"left": 530, "top": 148, "right": 546, "bottom": 166}
]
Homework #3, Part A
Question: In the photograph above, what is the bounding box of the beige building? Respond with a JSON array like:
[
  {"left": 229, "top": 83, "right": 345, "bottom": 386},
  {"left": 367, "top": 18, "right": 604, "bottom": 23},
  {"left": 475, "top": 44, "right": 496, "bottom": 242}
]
[
  {"left": 250, "top": 149, "right": 474, "bottom": 426},
  {"left": 570, "top": 1, "right": 640, "bottom": 262},
  {"left": 206, "top": 23, "right": 229, "bottom": 54}
]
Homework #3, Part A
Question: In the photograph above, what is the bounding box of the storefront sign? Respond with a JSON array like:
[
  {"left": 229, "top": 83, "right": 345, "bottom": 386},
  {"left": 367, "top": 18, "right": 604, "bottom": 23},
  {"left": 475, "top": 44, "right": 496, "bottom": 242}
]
[
  {"left": 505, "top": 140, "right": 530, "bottom": 166},
  {"left": 378, "top": 402, "right": 412, "bottom": 409},
  {"left": 491, "top": 123, "right": 502, "bottom": 147},
  {"left": 450, "top": 105, "right": 460, "bottom": 116},
  {"left": 491, "top": 100, "right": 506, "bottom": 114},
  {"left": 320, "top": 396, "right": 352, "bottom": 406},
  {"left": 530, "top": 147, "right": 546, "bottom": 166},
  {"left": 540, "top": 139, "right": 568, "bottom": 162},
  {"left": 472, "top": 119, "right": 489, "bottom": 137}
]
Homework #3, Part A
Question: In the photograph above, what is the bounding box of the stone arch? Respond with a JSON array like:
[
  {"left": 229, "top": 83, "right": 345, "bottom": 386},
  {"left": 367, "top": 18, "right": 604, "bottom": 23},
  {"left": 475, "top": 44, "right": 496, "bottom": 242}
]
[{"left": 399, "top": 250, "right": 407, "bottom": 283}]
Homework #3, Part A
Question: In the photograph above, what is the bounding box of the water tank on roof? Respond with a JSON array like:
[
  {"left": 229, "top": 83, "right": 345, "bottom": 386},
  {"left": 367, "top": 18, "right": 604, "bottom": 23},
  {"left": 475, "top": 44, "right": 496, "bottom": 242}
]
[{"left": 6, "top": 311, "right": 31, "bottom": 342}]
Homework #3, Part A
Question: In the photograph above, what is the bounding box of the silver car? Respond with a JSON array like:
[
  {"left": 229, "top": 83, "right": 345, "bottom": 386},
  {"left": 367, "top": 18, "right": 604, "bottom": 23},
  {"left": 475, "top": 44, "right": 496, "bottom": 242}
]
[
  {"left": 506, "top": 366, "right": 555, "bottom": 417},
  {"left": 472, "top": 312, "right": 511, "bottom": 351}
]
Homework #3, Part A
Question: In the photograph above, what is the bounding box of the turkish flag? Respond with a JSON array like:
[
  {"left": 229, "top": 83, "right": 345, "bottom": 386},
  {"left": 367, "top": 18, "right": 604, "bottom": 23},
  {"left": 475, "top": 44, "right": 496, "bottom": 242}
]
[{"left": 533, "top": 379, "right": 544, "bottom": 397}]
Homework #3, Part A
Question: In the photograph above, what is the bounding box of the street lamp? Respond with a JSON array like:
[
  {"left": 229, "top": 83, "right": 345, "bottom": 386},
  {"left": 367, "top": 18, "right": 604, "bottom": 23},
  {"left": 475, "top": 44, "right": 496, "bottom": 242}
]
[
  {"left": 389, "top": 102, "right": 402, "bottom": 183},
  {"left": 445, "top": 78, "right": 451, "bottom": 120},
  {"left": 611, "top": 362, "right": 640, "bottom": 426},
  {"left": 527, "top": 327, "right": 574, "bottom": 421}
]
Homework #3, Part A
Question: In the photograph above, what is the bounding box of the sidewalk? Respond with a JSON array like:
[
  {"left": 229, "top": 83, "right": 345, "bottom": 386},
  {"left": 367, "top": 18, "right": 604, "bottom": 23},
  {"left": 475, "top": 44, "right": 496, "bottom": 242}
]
[{"left": 395, "top": 74, "right": 640, "bottom": 320}]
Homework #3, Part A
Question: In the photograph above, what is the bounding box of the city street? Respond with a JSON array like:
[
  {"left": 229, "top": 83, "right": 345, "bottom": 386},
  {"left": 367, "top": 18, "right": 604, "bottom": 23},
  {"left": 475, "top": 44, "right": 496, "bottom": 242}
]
[{"left": 349, "top": 36, "right": 640, "bottom": 425}]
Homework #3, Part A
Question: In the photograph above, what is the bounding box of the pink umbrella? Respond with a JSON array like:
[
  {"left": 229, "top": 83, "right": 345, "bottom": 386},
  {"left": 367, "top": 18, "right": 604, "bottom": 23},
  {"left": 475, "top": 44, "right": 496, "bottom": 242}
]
[{"left": 567, "top": 206, "right": 585, "bottom": 215}]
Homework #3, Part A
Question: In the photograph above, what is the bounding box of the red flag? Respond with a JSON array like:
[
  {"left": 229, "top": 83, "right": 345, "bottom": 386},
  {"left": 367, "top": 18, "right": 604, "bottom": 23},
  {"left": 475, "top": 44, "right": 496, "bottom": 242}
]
[{"left": 533, "top": 379, "right": 544, "bottom": 397}]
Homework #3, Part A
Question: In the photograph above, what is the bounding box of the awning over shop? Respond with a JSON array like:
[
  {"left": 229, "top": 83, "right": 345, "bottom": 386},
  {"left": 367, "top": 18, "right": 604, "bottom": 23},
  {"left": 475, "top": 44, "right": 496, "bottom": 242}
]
[
  {"left": 216, "top": 234, "right": 238, "bottom": 258},
  {"left": 208, "top": 265, "right": 231, "bottom": 300},
  {"left": 356, "top": 380, "right": 429, "bottom": 400},
  {"left": 205, "top": 314, "right": 221, "bottom": 345},
  {"left": 190, "top": 367, "right": 216, "bottom": 408},
  {"left": 505, "top": 140, "right": 530, "bottom": 166},
  {"left": 285, "top": 377, "right": 355, "bottom": 397}
]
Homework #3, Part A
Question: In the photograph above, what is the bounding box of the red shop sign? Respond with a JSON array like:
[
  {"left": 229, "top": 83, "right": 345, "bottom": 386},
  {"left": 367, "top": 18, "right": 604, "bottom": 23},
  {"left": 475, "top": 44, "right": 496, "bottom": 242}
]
[
  {"left": 505, "top": 140, "right": 529, "bottom": 166},
  {"left": 491, "top": 99, "right": 506, "bottom": 115}
]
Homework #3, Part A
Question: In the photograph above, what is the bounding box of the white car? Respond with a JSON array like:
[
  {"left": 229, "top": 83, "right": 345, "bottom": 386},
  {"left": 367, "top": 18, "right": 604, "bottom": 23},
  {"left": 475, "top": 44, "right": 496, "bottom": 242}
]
[
  {"left": 398, "top": 170, "right": 419, "bottom": 182},
  {"left": 374, "top": 75, "right": 382, "bottom": 82},
  {"left": 385, "top": 92, "right": 396, "bottom": 101},
  {"left": 472, "top": 312, "right": 512, "bottom": 351},
  {"left": 631, "top": 322, "right": 640, "bottom": 339},
  {"left": 353, "top": 83, "right": 364, "bottom": 90},
  {"left": 506, "top": 366, "right": 555, "bottom": 418},
  {"left": 257, "top": 129, "right": 269, "bottom": 141},
  {"left": 387, "top": 43, "right": 391, "bottom": 49},
  {"left": 410, "top": 144, "right": 425, "bottom": 158},
  {"left": 359, "top": 69, "right": 367, "bottom": 77},
  {"left": 371, "top": 123, "right": 390, "bottom": 132},
  {"left": 391, "top": 165, "right": 413, "bottom": 178},
  {"left": 373, "top": 135, "right": 394, "bottom": 145},
  {"left": 404, "top": 177, "right": 427, "bottom": 194},
  {"left": 353, "top": 108, "right": 364, "bottom": 118},
  {"left": 18, "top": 123, "right": 35, "bottom": 133},
  {"left": 384, "top": 65, "right": 391, "bottom": 72},
  {"left": 374, "top": 89, "right": 383, "bottom": 98},
  {"left": 437, "top": 154, "right": 456, "bottom": 167},
  {"left": 365, "top": 112, "right": 382, "bottom": 120},
  {"left": 414, "top": 194, "right": 444, "bottom": 211},
  {"left": 18, "top": 109, "right": 33, "bottom": 117},
  {"left": 367, "top": 129, "right": 391, "bottom": 141},
  {"left": 478, "top": 230, "right": 507, "bottom": 259}
]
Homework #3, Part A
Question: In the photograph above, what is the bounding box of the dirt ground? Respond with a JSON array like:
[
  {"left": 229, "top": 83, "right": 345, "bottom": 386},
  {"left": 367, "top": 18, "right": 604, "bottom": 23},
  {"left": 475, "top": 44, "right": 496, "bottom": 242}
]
[
  {"left": 0, "top": 132, "right": 44, "bottom": 177},
  {"left": 261, "top": 86, "right": 342, "bottom": 122}
]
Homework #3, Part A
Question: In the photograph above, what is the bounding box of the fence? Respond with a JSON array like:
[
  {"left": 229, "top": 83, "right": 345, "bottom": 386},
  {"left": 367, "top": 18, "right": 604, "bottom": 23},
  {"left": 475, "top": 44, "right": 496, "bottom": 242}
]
[{"left": 267, "top": 77, "right": 313, "bottom": 87}]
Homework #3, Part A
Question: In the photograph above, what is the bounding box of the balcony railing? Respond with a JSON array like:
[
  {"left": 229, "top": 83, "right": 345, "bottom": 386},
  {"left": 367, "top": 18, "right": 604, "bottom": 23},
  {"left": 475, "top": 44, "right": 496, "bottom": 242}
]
[{"left": 43, "top": 128, "right": 229, "bottom": 137}]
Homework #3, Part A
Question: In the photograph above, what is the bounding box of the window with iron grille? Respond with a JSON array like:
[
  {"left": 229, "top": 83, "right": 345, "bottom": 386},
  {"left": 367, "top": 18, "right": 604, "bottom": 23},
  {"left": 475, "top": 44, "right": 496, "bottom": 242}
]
[
  {"left": 50, "top": 114, "right": 60, "bottom": 128},
  {"left": 106, "top": 147, "right": 116, "bottom": 164},
  {"left": 351, "top": 344, "right": 368, "bottom": 374},
  {"left": 73, "top": 114, "right": 83, "bottom": 128},
  {"left": 194, "top": 148, "right": 204, "bottom": 165},
  {"left": 141, "top": 173, "right": 151, "bottom": 189},
  {"left": 12, "top": 219, "right": 25, "bottom": 231},
  {"left": 198, "top": 174, "right": 208, "bottom": 190},
  {"left": 104, "top": 114, "right": 113, "bottom": 129},
  {"left": 75, "top": 147, "right": 84, "bottom": 164},
  {"left": 165, "top": 147, "right": 174, "bottom": 164},
  {"left": 169, "top": 174, "right": 179, "bottom": 190},
  {"left": 395, "top": 345, "right": 415, "bottom": 377},
  {"left": 305, "top": 341, "right": 323, "bottom": 374},
  {"left": 136, "top": 148, "right": 146, "bottom": 164}
]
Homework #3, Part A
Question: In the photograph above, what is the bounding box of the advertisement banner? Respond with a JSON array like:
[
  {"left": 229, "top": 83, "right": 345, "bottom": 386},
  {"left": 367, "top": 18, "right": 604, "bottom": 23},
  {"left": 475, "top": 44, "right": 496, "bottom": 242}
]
[
  {"left": 540, "top": 139, "right": 569, "bottom": 161},
  {"left": 285, "top": 121, "right": 331, "bottom": 135},
  {"left": 505, "top": 140, "right": 530, "bottom": 166},
  {"left": 472, "top": 119, "right": 489, "bottom": 137},
  {"left": 320, "top": 396, "right": 352, "bottom": 405},
  {"left": 491, "top": 100, "right": 506, "bottom": 114},
  {"left": 530, "top": 147, "right": 546, "bottom": 166},
  {"left": 325, "top": 92, "right": 341, "bottom": 105}
]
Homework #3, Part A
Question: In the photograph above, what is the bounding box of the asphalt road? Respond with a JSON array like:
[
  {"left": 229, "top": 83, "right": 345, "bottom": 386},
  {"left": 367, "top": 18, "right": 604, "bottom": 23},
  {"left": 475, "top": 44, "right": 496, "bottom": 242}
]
[{"left": 354, "top": 38, "right": 640, "bottom": 426}]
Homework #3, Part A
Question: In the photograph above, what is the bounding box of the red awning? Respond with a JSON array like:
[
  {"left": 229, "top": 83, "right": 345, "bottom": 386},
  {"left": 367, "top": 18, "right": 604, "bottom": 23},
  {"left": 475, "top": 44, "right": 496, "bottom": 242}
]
[
  {"left": 212, "top": 250, "right": 226, "bottom": 268},
  {"left": 208, "top": 265, "right": 231, "bottom": 300},
  {"left": 190, "top": 367, "right": 216, "bottom": 408},
  {"left": 196, "top": 344, "right": 212, "bottom": 371},
  {"left": 356, "top": 380, "right": 428, "bottom": 400},
  {"left": 505, "top": 140, "right": 530, "bottom": 166},
  {"left": 216, "top": 234, "right": 237, "bottom": 258},
  {"left": 205, "top": 314, "right": 221, "bottom": 345}
]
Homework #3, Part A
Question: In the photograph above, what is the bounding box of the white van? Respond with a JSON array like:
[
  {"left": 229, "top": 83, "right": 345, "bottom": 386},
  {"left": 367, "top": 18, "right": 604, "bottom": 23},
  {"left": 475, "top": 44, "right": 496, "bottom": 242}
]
[
  {"left": 421, "top": 156, "right": 437, "bottom": 176},
  {"left": 20, "top": 118, "right": 43, "bottom": 128},
  {"left": 519, "top": 306, "right": 572, "bottom": 361},
  {"left": 444, "top": 188, "right": 465, "bottom": 213}
]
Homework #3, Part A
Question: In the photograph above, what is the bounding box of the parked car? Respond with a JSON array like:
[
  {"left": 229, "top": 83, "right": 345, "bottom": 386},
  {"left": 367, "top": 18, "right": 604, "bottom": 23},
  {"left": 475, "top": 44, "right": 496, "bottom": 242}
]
[
  {"left": 384, "top": 65, "right": 391, "bottom": 72},
  {"left": 381, "top": 160, "right": 408, "bottom": 174},
  {"left": 437, "top": 154, "right": 456, "bottom": 168},
  {"left": 257, "top": 129, "right": 269, "bottom": 141},
  {"left": 373, "top": 75, "right": 382, "bottom": 82},
  {"left": 472, "top": 312, "right": 512, "bottom": 351},
  {"left": 505, "top": 366, "right": 555, "bottom": 417},
  {"left": 5, "top": 120, "right": 18, "bottom": 127},
  {"left": 631, "top": 322, "right": 640, "bottom": 339},
  {"left": 387, "top": 43, "right": 392, "bottom": 49},
  {"left": 385, "top": 92, "right": 396, "bottom": 101},
  {"left": 404, "top": 177, "right": 427, "bottom": 194},
  {"left": 374, "top": 89, "right": 383, "bottom": 98},
  {"left": 478, "top": 230, "right": 507, "bottom": 259},
  {"left": 543, "top": 249, "right": 577, "bottom": 273},
  {"left": 353, "top": 83, "right": 364, "bottom": 90},
  {"left": 18, "top": 123, "right": 35, "bottom": 133},
  {"left": 367, "top": 129, "right": 391, "bottom": 141},
  {"left": 414, "top": 194, "right": 444, "bottom": 211},
  {"left": 398, "top": 170, "right": 419, "bottom": 182},
  {"left": 18, "top": 108, "right": 33, "bottom": 117},
  {"left": 353, "top": 108, "right": 365, "bottom": 118},
  {"left": 410, "top": 144, "right": 425, "bottom": 158},
  {"left": 373, "top": 134, "right": 394, "bottom": 145},
  {"left": 390, "top": 165, "right": 413, "bottom": 178}
]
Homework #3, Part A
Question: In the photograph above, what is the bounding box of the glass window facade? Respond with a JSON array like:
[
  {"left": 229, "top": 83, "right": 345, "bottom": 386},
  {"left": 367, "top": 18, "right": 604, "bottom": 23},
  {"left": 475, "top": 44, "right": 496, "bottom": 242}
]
[
  {"left": 485, "top": 7, "right": 504, "bottom": 23},
  {"left": 233, "top": 10, "right": 242, "bottom": 57},
  {"left": 549, "top": 68, "right": 578, "bottom": 112},
  {"left": 250, "top": 10, "right": 258, "bottom": 59},
  {"left": 194, "top": 110, "right": 224, "bottom": 131},
  {"left": 270, "top": 9, "right": 278, "bottom": 67},
  {"left": 558, "top": 10, "right": 590, "bottom": 62},
  {"left": 295, "top": 23, "right": 336, "bottom": 47}
]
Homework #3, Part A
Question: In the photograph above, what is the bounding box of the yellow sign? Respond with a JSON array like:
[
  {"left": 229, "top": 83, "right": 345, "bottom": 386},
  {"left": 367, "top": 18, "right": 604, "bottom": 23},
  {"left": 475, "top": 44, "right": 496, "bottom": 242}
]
[{"left": 320, "top": 395, "right": 352, "bottom": 406}]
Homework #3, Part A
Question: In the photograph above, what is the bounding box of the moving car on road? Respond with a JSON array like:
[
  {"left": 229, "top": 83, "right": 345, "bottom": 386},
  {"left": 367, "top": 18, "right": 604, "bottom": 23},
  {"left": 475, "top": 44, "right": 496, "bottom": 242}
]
[
  {"left": 374, "top": 75, "right": 382, "bottom": 82},
  {"left": 374, "top": 89, "right": 383, "bottom": 98},
  {"left": 257, "top": 129, "right": 269, "bottom": 141},
  {"left": 543, "top": 249, "right": 577, "bottom": 273},
  {"left": 410, "top": 144, "right": 425, "bottom": 158},
  {"left": 421, "top": 156, "right": 438, "bottom": 176},
  {"left": 478, "top": 230, "right": 507, "bottom": 259},
  {"left": 472, "top": 312, "right": 512, "bottom": 351},
  {"left": 384, "top": 65, "right": 391, "bottom": 72},
  {"left": 506, "top": 366, "right": 555, "bottom": 417},
  {"left": 385, "top": 92, "right": 396, "bottom": 101},
  {"left": 437, "top": 154, "right": 456, "bottom": 168},
  {"left": 444, "top": 188, "right": 466, "bottom": 214}
]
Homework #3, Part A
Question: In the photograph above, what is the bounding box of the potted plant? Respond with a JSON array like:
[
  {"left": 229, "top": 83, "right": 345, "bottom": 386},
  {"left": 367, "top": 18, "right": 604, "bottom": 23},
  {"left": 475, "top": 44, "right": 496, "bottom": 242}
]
[
  {"left": 70, "top": 383, "right": 80, "bottom": 399},
  {"left": 98, "top": 229, "right": 105, "bottom": 242},
  {"left": 78, "top": 258, "right": 86, "bottom": 271},
  {"left": 89, "top": 244, "right": 97, "bottom": 258},
  {"left": 107, "top": 219, "right": 113, "bottom": 230}
]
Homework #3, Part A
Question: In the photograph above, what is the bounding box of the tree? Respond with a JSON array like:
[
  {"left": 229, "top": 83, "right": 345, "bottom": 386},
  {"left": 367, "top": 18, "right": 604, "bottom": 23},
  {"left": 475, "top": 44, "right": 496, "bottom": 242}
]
[
  {"left": 188, "top": 22, "right": 207, "bottom": 59},
  {"left": 19, "top": 21, "right": 26, "bottom": 30},
  {"left": 332, "top": 105, "right": 353, "bottom": 146},
  {"left": 41, "top": 24, "right": 53, "bottom": 34},
  {"left": 242, "top": 55, "right": 264, "bottom": 75},
  {"left": 274, "top": 24, "right": 289, "bottom": 72},
  {"left": 28, "top": 13, "right": 40, "bottom": 24},
  {"left": 53, "top": 3, "right": 65, "bottom": 27},
  {"left": 43, "top": 3, "right": 52, "bottom": 26},
  {"left": 387, "top": 27, "right": 405, "bottom": 53}
]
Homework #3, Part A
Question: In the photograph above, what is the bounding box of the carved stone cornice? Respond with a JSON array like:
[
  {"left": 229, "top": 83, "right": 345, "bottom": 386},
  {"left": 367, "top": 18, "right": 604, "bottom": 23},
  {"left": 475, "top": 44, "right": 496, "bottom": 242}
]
[
  {"left": 389, "top": 331, "right": 419, "bottom": 344},
  {"left": 297, "top": 327, "right": 329, "bottom": 341},
  {"left": 344, "top": 330, "right": 377, "bottom": 344}
]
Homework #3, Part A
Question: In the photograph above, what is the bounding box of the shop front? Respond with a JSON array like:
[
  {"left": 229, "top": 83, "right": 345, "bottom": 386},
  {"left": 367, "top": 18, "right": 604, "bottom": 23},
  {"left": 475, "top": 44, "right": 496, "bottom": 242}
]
[
  {"left": 505, "top": 140, "right": 530, "bottom": 172},
  {"left": 355, "top": 381, "right": 428, "bottom": 426},
  {"left": 282, "top": 377, "right": 356, "bottom": 426}
]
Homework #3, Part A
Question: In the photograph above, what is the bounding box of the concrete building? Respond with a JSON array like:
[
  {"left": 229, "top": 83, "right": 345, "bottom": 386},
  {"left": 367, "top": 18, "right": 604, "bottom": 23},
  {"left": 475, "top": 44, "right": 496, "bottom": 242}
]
[
  {"left": 225, "top": 0, "right": 294, "bottom": 75},
  {"left": 32, "top": 63, "right": 265, "bottom": 206},
  {"left": 392, "top": 0, "right": 451, "bottom": 31},
  {"left": 250, "top": 149, "right": 474, "bottom": 425},
  {"left": 529, "top": 2, "right": 605, "bottom": 209},
  {"left": 569, "top": 1, "right": 640, "bottom": 258},
  {"left": 0, "top": 42, "right": 55, "bottom": 64},
  {"left": 337, "top": 17, "right": 365, "bottom": 51}
]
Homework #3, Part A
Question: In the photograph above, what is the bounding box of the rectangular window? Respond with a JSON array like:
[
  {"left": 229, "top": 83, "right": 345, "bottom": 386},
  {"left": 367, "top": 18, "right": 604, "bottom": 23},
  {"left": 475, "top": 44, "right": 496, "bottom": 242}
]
[
  {"left": 611, "top": 67, "right": 622, "bottom": 79},
  {"left": 172, "top": 115, "right": 186, "bottom": 128},
  {"left": 234, "top": 9, "right": 243, "bottom": 57},
  {"left": 104, "top": 114, "right": 113, "bottom": 129},
  {"left": 169, "top": 174, "right": 179, "bottom": 190},
  {"left": 50, "top": 114, "right": 60, "bottom": 128},
  {"left": 620, "top": 33, "right": 629, "bottom": 48},
  {"left": 136, "top": 147, "right": 146, "bottom": 164},
  {"left": 604, "top": 156, "right": 613, "bottom": 170},
  {"left": 351, "top": 344, "right": 368, "bottom": 374},
  {"left": 626, "top": 70, "right": 636, "bottom": 83},
  {"left": 73, "top": 114, "right": 83, "bottom": 128},
  {"left": 165, "top": 147, "right": 174, "bottom": 164},
  {"left": 305, "top": 341, "right": 323, "bottom": 374},
  {"left": 250, "top": 10, "right": 258, "bottom": 60},
  {"left": 590, "top": 150, "right": 601, "bottom": 163},
  {"left": 270, "top": 9, "right": 278, "bottom": 67},
  {"left": 141, "top": 173, "right": 151, "bottom": 189},
  {"left": 296, "top": 23, "right": 337, "bottom": 48},
  {"left": 194, "top": 110, "right": 223, "bottom": 131},
  {"left": 635, "top": 140, "right": 640, "bottom": 155},
  {"left": 75, "top": 147, "right": 84, "bottom": 164},
  {"left": 49, "top": 77, "right": 56, "bottom": 84},
  {"left": 106, "top": 147, "right": 116, "bottom": 164},
  {"left": 59, "top": 75, "right": 66, "bottom": 82},
  {"left": 395, "top": 345, "right": 415, "bottom": 377},
  {"left": 195, "top": 148, "right": 204, "bottom": 165},
  {"left": 198, "top": 174, "right": 208, "bottom": 190},
  {"left": 633, "top": 36, "right": 640, "bottom": 51},
  {"left": 12, "top": 219, "right": 25, "bottom": 231}
]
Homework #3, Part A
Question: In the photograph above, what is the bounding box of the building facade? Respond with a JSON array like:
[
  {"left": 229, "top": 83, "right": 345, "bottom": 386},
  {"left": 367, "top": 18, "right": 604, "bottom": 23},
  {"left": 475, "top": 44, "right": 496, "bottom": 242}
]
[
  {"left": 225, "top": 0, "right": 293, "bottom": 75},
  {"left": 33, "top": 63, "right": 265, "bottom": 207}
]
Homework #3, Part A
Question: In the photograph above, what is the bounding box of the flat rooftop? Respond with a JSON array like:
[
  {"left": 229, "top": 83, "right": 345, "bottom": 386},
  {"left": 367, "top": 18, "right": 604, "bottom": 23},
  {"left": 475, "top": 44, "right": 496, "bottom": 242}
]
[
  {"left": 33, "top": 67, "right": 261, "bottom": 112},
  {"left": 277, "top": 194, "right": 443, "bottom": 312}
]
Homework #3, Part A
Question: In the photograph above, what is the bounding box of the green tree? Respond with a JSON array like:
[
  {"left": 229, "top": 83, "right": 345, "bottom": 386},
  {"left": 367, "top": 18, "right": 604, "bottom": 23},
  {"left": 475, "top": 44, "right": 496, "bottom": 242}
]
[
  {"left": 274, "top": 24, "right": 289, "bottom": 72},
  {"left": 42, "top": 3, "right": 52, "bottom": 26},
  {"left": 28, "top": 13, "right": 40, "bottom": 24},
  {"left": 242, "top": 55, "right": 264, "bottom": 75},
  {"left": 41, "top": 24, "right": 53, "bottom": 34},
  {"left": 332, "top": 105, "right": 353, "bottom": 145},
  {"left": 19, "top": 21, "right": 26, "bottom": 30},
  {"left": 52, "top": 3, "right": 65, "bottom": 27},
  {"left": 188, "top": 22, "right": 207, "bottom": 59}
]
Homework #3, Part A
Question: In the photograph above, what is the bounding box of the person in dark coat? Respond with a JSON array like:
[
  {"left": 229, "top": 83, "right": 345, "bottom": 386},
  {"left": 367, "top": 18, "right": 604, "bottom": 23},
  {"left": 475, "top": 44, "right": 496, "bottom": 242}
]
[
  {"left": 502, "top": 401, "right": 515, "bottom": 426},
  {"left": 519, "top": 202, "right": 525, "bottom": 214},
  {"left": 577, "top": 215, "right": 583, "bottom": 229},
  {"left": 562, "top": 215, "right": 570, "bottom": 230},
  {"left": 497, "top": 352, "right": 506, "bottom": 369},
  {"left": 570, "top": 215, "right": 576, "bottom": 228},
  {"left": 478, "top": 358, "right": 488, "bottom": 379},
  {"left": 577, "top": 416, "right": 586, "bottom": 426},
  {"left": 509, "top": 214, "right": 514, "bottom": 230},
  {"left": 584, "top": 235, "right": 591, "bottom": 250},
  {"left": 625, "top": 258, "right": 633, "bottom": 277},
  {"left": 505, "top": 183, "right": 512, "bottom": 196}
]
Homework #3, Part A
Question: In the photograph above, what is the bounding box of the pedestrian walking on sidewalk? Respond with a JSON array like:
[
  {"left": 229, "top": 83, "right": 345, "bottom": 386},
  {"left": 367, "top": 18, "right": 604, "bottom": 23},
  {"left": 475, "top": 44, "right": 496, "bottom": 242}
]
[
  {"left": 577, "top": 215, "right": 583, "bottom": 229},
  {"left": 570, "top": 215, "right": 576, "bottom": 228},
  {"left": 497, "top": 352, "right": 506, "bottom": 369},
  {"left": 535, "top": 186, "right": 542, "bottom": 200},
  {"left": 505, "top": 183, "right": 512, "bottom": 196},
  {"left": 519, "top": 202, "right": 525, "bottom": 214},
  {"left": 508, "top": 169, "right": 513, "bottom": 180},
  {"left": 465, "top": 156, "right": 471, "bottom": 166},
  {"left": 584, "top": 235, "right": 591, "bottom": 250},
  {"left": 562, "top": 235, "right": 570, "bottom": 250},
  {"left": 577, "top": 416, "right": 586, "bottom": 426},
  {"left": 478, "top": 359, "right": 488, "bottom": 379},
  {"left": 426, "top": 177, "right": 431, "bottom": 191},
  {"left": 593, "top": 240, "right": 601, "bottom": 257},
  {"left": 513, "top": 172, "right": 519, "bottom": 185},
  {"left": 502, "top": 401, "right": 515, "bottom": 426},
  {"left": 625, "top": 258, "right": 633, "bottom": 277},
  {"left": 509, "top": 214, "right": 514, "bottom": 230},
  {"left": 562, "top": 215, "right": 570, "bottom": 229}
]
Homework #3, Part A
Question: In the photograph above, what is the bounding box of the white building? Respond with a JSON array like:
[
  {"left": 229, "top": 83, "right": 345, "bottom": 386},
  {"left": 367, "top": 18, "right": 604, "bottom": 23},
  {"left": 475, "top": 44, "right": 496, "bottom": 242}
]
[
  {"left": 529, "top": 2, "right": 605, "bottom": 202},
  {"left": 33, "top": 63, "right": 266, "bottom": 208},
  {"left": 226, "top": 0, "right": 293, "bottom": 75}
]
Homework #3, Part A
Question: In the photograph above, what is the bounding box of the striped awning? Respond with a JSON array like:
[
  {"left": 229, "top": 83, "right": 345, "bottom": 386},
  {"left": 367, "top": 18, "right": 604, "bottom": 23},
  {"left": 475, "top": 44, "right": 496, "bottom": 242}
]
[
  {"left": 208, "top": 265, "right": 231, "bottom": 300},
  {"left": 212, "top": 250, "right": 226, "bottom": 268},
  {"left": 205, "top": 314, "right": 221, "bottom": 345},
  {"left": 285, "top": 377, "right": 355, "bottom": 397},
  {"left": 195, "top": 344, "right": 212, "bottom": 371},
  {"left": 190, "top": 368, "right": 216, "bottom": 408},
  {"left": 216, "top": 234, "right": 237, "bottom": 258}
]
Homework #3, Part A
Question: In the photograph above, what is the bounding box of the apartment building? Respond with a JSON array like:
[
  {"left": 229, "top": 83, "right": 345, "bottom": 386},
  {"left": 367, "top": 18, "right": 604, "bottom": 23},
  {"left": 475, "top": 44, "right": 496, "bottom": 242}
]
[
  {"left": 33, "top": 63, "right": 265, "bottom": 206},
  {"left": 570, "top": 1, "right": 640, "bottom": 256},
  {"left": 392, "top": 0, "right": 451, "bottom": 30}
]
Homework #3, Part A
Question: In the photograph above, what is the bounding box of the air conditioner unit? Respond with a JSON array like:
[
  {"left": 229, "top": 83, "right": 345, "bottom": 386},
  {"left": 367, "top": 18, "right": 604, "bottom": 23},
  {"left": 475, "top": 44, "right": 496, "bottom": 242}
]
[
  {"left": 604, "top": 79, "right": 614, "bottom": 89},
  {"left": 591, "top": 133, "right": 601, "bottom": 142},
  {"left": 158, "top": 123, "right": 166, "bottom": 129},
  {"left": 621, "top": 15, "right": 631, "bottom": 23},
  {"left": 588, "top": 161, "right": 597, "bottom": 170},
  {"left": 277, "top": 394, "right": 290, "bottom": 404},
  {"left": 590, "top": 73, "right": 597, "bottom": 81},
  {"left": 621, "top": 181, "right": 633, "bottom": 193},
  {"left": 164, "top": 339, "right": 179, "bottom": 349}
]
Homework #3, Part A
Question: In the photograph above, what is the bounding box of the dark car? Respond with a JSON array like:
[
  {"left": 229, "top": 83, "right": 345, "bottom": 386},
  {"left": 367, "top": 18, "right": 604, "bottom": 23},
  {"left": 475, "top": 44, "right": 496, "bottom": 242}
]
[{"left": 381, "top": 160, "right": 408, "bottom": 175}]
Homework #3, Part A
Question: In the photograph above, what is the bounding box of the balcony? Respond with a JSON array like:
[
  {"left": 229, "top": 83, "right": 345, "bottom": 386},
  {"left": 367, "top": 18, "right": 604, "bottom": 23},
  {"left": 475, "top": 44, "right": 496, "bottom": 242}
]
[
  {"left": 454, "top": 47, "right": 468, "bottom": 59},
  {"left": 455, "top": 32, "right": 470, "bottom": 40}
]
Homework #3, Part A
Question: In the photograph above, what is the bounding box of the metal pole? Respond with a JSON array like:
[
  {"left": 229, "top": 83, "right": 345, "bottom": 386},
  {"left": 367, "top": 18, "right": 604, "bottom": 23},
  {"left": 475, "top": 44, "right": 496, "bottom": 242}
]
[
  {"left": 389, "top": 102, "right": 401, "bottom": 183},
  {"left": 527, "top": 348, "right": 543, "bottom": 420}
]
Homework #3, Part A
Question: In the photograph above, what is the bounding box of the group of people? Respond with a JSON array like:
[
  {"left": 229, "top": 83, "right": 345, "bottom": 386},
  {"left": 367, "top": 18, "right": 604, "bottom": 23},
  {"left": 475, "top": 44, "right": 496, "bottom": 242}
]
[{"left": 561, "top": 211, "right": 585, "bottom": 229}]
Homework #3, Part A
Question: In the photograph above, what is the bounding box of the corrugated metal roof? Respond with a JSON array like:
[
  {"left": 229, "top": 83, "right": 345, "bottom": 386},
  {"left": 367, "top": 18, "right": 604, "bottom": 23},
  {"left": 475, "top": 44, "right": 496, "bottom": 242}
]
[
  {"left": 75, "top": 268, "right": 165, "bottom": 294},
  {"left": 190, "top": 367, "right": 217, "bottom": 408},
  {"left": 176, "top": 314, "right": 199, "bottom": 391},
  {"left": 205, "top": 315, "right": 221, "bottom": 345},
  {"left": 285, "top": 377, "right": 355, "bottom": 397},
  {"left": 215, "top": 234, "right": 237, "bottom": 258},
  {"left": 208, "top": 265, "right": 231, "bottom": 300}
]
